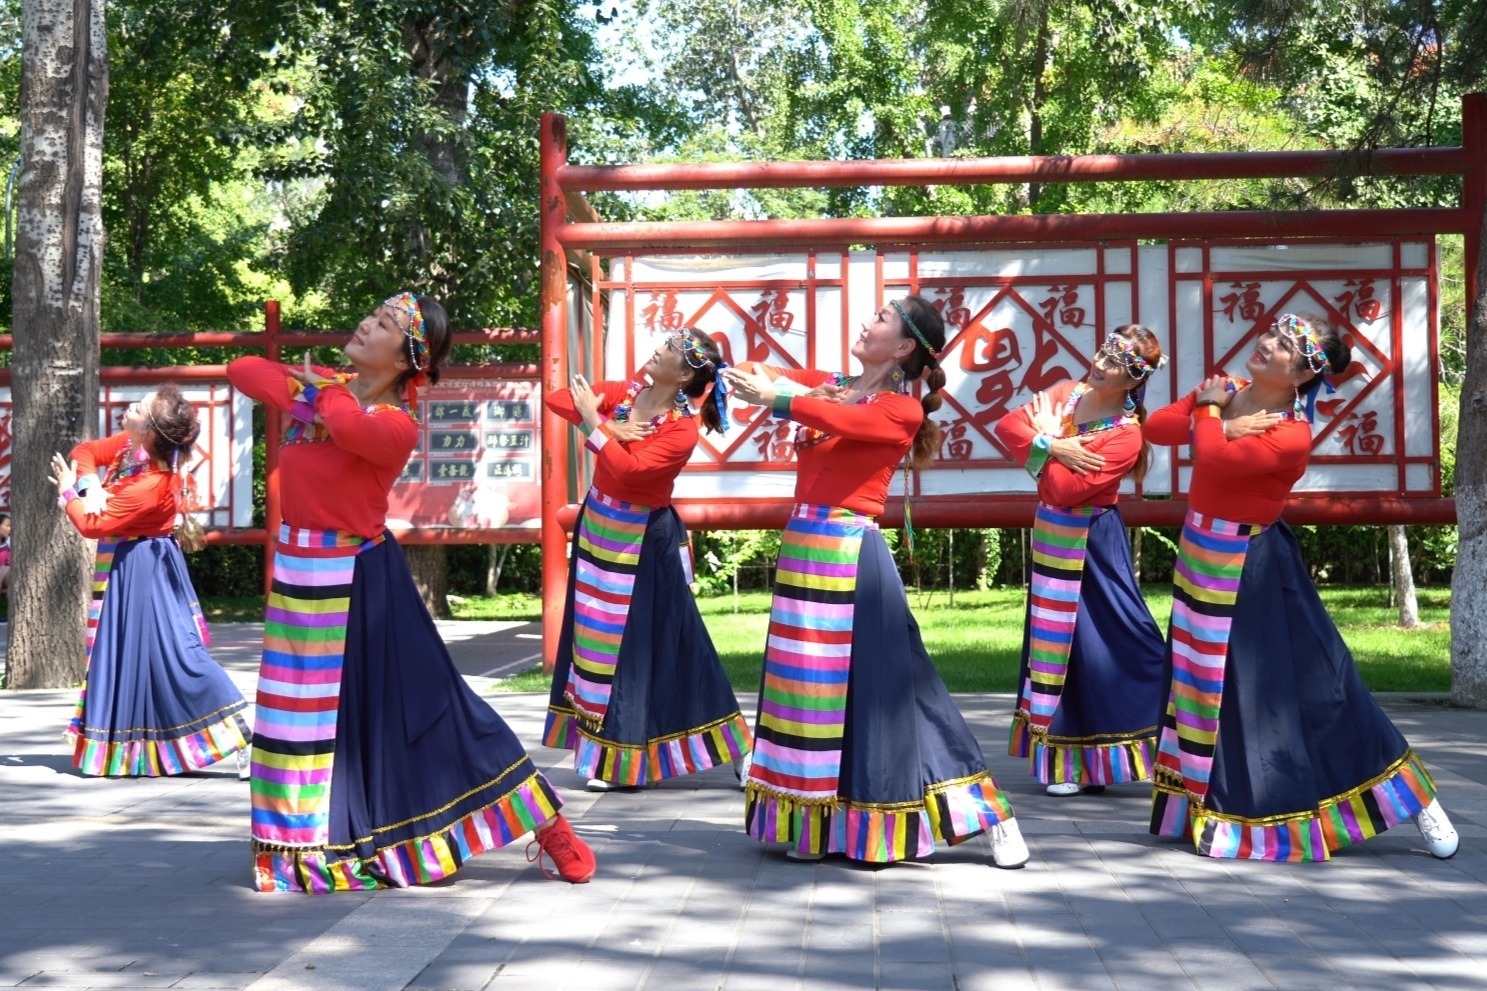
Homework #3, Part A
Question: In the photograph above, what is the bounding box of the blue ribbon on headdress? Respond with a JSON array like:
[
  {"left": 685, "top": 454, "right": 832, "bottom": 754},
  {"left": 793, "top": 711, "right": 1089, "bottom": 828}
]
[
  {"left": 1301, "top": 374, "right": 1335, "bottom": 421},
  {"left": 713, "top": 362, "right": 730, "bottom": 433}
]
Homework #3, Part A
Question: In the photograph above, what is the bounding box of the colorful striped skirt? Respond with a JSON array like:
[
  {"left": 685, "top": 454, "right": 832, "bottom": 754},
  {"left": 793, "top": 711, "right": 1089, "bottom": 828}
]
[
  {"left": 744, "top": 504, "right": 1014, "bottom": 863},
  {"left": 251, "top": 525, "right": 562, "bottom": 893},
  {"left": 1008, "top": 505, "right": 1165, "bottom": 786},
  {"left": 1149, "top": 514, "right": 1436, "bottom": 861},
  {"left": 544, "top": 492, "right": 751, "bottom": 784},
  {"left": 65, "top": 536, "right": 249, "bottom": 777}
]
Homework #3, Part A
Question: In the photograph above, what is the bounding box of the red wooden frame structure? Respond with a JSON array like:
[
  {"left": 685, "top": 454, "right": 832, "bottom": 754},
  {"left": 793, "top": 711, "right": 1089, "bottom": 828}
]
[
  {"left": 539, "top": 93, "right": 1486, "bottom": 669},
  {"left": 0, "top": 316, "right": 541, "bottom": 571}
]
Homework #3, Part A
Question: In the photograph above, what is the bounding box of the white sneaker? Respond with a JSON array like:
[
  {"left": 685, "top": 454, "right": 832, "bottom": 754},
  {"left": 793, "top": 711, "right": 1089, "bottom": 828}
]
[
  {"left": 989, "top": 818, "right": 1030, "bottom": 869},
  {"left": 1045, "top": 782, "right": 1081, "bottom": 797},
  {"left": 585, "top": 778, "right": 616, "bottom": 792},
  {"left": 235, "top": 747, "right": 251, "bottom": 781},
  {"left": 735, "top": 751, "right": 753, "bottom": 791},
  {"left": 1416, "top": 799, "right": 1459, "bottom": 859}
]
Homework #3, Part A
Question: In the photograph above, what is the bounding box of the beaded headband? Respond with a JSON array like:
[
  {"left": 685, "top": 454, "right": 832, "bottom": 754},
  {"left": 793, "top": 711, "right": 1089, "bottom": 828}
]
[
  {"left": 384, "top": 292, "right": 430, "bottom": 371},
  {"left": 666, "top": 330, "right": 731, "bottom": 433},
  {"left": 666, "top": 329, "right": 716, "bottom": 370},
  {"left": 1274, "top": 313, "right": 1329, "bottom": 375},
  {"left": 890, "top": 300, "right": 940, "bottom": 359},
  {"left": 1098, "top": 332, "right": 1158, "bottom": 380}
]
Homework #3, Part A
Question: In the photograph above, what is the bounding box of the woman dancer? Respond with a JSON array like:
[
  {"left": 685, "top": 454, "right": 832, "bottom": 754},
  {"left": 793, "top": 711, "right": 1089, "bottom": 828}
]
[
  {"left": 51, "top": 386, "right": 251, "bottom": 777},
  {"left": 227, "top": 293, "right": 596, "bottom": 892},
  {"left": 544, "top": 328, "right": 752, "bottom": 790},
  {"left": 995, "top": 325, "right": 1168, "bottom": 797},
  {"left": 1146, "top": 312, "right": 1457, "bottom": 861},
  {"left": 724, "top": 295, "right": 1028, "bottom": 868}
]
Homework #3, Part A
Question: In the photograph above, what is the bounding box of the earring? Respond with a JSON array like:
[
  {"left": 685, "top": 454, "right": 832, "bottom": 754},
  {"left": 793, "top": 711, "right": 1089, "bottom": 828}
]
[
  {"left": 888, "top": 366, "right": 907, "bottom": 392},
  {"left": 1122, "top": 392, "right": 1137, "bottom": 413},
  {"left": 675, "top": 389, "right": 689, "bottom": 410}
]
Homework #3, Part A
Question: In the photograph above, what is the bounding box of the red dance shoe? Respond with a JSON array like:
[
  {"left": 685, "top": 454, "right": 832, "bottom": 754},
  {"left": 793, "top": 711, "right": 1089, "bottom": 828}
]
[{"left": 527, "top": 814, "right": 597, "bottom": 883}]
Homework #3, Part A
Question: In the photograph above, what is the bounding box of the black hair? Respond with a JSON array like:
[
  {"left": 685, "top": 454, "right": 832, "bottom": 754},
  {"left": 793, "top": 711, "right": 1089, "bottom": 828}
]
[
  {"left": 895, "top": 295, "right": 947, "bottom": 469},
  {"left": 677, "top": 328, "right": 726, "bottom": 435},
  {"left": 1295, "top": 314, "right": 1352, "bottom": 388},
  {"left": 394, "top": 295, "right": 454, "bottom": 394},
  {"left": 1108, "top": 324, "right": 1163, "bottom": 483},
  {"left": 144, "top": 384, "right": 201, "bottom": 465}
]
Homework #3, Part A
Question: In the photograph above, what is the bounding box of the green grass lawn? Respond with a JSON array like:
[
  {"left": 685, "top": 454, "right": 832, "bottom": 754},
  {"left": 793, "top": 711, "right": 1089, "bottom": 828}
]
[{"left": 461, "top": 584, "right": 1452, "bottom": 694}]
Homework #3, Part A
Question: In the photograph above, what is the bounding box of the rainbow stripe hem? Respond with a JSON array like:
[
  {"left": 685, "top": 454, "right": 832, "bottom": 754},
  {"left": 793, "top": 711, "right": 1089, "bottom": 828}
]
[
  {"left": 252, "top": 770, "right": 561, "bottom": 893},
  {"left": 744, "top": 774, "right": 1014, "bottom": 863},
  {"left": 1151, "top": 751, "right": 1436, "bottom": 862},
  {"left": 68, "top": 710, "right": 251, "bottom": 777},
  {"left": 544, "top": 707, "right": 752, "bottom": 785},
  {"left": 1008, "top": 713, "right": 1155, "bottom": 786}
]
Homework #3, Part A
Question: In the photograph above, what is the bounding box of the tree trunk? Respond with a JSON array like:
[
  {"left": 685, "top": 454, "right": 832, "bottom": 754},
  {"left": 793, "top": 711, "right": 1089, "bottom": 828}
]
[
  {"left": 402, "top": 543, "right": 450, "bottom": 619},
  {"left": 1025, "top": 6, "right": 1050, "bottom": 210},
  {"left": 1130, "top": 525, "right": 1143, "bottom": 584},
  {"left": 7, "top": 0, "right": 107, "bottom": 690},
  {"left": 485, "top": 542, "right": 509, "bottom": 596},
  {"left": 1452, "top": 202, "right": 1487, "bottom": 706},
  {"left": 1387, "top": 525, "right": 1419, "bottom": 628}
]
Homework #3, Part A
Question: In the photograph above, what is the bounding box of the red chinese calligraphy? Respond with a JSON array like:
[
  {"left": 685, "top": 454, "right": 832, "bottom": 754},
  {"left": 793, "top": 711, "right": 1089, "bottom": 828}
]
[
  {"left": 1334, "top": 279, "right": 1383, "bottom": 323},
  {"left": 1037, "top": 285, "right": 1086, "bottom": 329},
  {"left": 641, "top": 290, "right": 685, "bottom": 333},
  {"left": 1218, "top": 281, "right": 1264, "bottom": 322},
  {"left": 1335, "top": 409, "right": 1385, "bottom": 456},
  {"left": 930, "top": 287, "right": 973, "bottom": 330}
]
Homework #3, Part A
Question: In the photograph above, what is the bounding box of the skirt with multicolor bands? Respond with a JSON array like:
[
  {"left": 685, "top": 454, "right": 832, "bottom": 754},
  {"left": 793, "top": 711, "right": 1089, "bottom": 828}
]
[
  {"left": 563, "top": 489, "right": 651, "bottom": 726},
  {"left": 1008, "top": 505, "right": 1165, "bottom": 786},
  {"left": 66, "top": 536, "right": 249, "bottom": 777},
  {"left": 1150, "top": 514, "right": 1437, "bottom": 861},
  {"left": 745, "top": 504, "right": 1015, "bottom": 863},
  {"left": 544, "top": 492, "right": 751, "bottom": 784},
  {"left": 1016, "top": 503, "right": 1101, "bottom": 731},
  {"left": 251, "top": 524, "right": 562, "bottom": 893}
]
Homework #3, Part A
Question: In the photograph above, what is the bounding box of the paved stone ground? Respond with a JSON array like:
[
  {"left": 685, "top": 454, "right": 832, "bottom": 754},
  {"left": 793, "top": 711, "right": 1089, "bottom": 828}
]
[{"left": 3, "top": 623, "right": 1487, "bottom": 990}]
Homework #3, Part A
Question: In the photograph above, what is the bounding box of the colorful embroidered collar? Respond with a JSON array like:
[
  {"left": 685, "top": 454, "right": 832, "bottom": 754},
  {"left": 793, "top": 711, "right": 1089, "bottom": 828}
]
[{"left": 1061, "top": 383, "right": 1139, "bottom": 437}]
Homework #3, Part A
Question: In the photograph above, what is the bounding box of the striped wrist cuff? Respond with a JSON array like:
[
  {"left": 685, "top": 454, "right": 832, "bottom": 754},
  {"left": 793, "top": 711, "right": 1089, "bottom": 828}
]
[{"left": 1025, "top": 434, "right": 1052, "bottom": 479}]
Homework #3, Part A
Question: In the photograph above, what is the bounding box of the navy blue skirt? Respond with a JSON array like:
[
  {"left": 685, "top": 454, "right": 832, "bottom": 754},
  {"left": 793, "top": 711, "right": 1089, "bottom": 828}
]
[
  {"left": 1150, "top": 521, "right": 1436, "bottom": 859},
  {"left": 1208, "top": 522, "right": 1421, "bottom": 816},
  {"left": 329, "top": 537, "right": 562, "bottom": 866},
  {"left": 1010, "top": 508, "right": 1166, "bottom": 784},
  {"left": 743, "top": 525, "right": 1014, "bottom": 862},
  {"left": 68, "top": 536, "right": 249, "bottom": 776},
  {"left": 545, "top": 500, "right": 750, "bottom": 784}
]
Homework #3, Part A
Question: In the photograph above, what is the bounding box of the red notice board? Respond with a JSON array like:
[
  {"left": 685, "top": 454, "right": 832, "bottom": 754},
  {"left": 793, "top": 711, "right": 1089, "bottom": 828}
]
[{"left": 385, "top": 378, "right": 542, "bottom": 531}]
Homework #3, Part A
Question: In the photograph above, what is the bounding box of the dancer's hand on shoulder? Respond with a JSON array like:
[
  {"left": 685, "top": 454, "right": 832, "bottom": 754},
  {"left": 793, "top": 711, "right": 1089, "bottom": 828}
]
[
  {"left": 609, "top": 419, "right": 655, "bottom": 443},
  {"left": 1048, "top": 437, "right": 1105, "bottom": 475},
  {"left": 1224, "top": 410, "right": 1282, "bottom": 440},
  {"left": 1195, "top": 376, "right": 1234, "bottom": 406},
  {"left": 804, "top": 381, "right": 845, "bottom": 403}
]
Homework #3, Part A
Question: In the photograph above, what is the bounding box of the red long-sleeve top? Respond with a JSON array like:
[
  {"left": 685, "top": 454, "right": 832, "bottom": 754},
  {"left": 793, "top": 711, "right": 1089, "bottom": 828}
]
[
  {"left": 227, "top": 357, "right": 419, "bottom": 538},
  {"left": 65, "top": 433, "right": 176, "bottom": 539},
  {"left": 1144, "top": 388, "right": 1311, "bottom": 525},
  {"left": 767, "top": 367, "right": 922, "bottom": 516},
  {"left": 992, "top": 379, "right": 1142, "bottom": 509},
  {"left": 547, "top": 382, "right": 699, "bottom": 508}
]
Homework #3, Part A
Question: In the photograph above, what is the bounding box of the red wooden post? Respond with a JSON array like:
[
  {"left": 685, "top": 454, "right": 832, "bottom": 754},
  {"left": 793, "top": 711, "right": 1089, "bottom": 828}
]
[
  {"left": 263, "top": 300, "right": 282, "bottom": 596},
  {"left": 539, "top": 114, "right": 573, "bottom": 675}
]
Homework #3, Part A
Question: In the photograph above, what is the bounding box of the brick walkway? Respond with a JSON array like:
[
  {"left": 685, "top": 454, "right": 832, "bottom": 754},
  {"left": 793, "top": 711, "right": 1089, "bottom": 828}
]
[{"left": 1, "top": 623, "right": 1484, "bottom": 990}]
